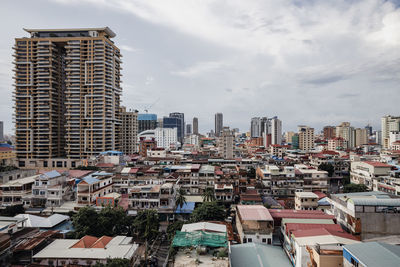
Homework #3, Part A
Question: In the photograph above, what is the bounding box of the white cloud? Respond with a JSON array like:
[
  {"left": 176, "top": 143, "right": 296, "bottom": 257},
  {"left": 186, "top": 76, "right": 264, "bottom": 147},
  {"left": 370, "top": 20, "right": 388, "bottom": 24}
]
[
  {"left": 120, "top": 44, "right": 139, "bottom": 52},
  {"left": 171, "top": 61, "right": 228, "bottom": 77}
]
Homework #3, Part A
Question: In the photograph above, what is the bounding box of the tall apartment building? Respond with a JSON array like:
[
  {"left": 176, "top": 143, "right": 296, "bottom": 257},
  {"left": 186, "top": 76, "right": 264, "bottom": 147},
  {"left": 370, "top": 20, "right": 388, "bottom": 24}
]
[
  {"left": 250, "top": 117, "right": 269, "bottom": 138},
  {"left": 192, "top": 117, "right": 199, "bottom": 135},
  {"left": 138, "top": 114, "right": 157, "bottom": 133},
  {"left": 323, "top": 126, "right": 336, "bottom": 139},
  {"left": 163, "top": 116, "right": 183, "bottom": 142},
  {"left": 336, "top": 122, "right": 354, "bottom": 148},
  {"left": 186, "top": 124, "right": 192, "bottom": 135},
  {"left": 381, "top": 115, "right": 400, "bottom": 148},
  {"left": 0, "top": 121, "right": 3, "bottom": 141},
  {"left": 284, "top": 131, "right": 295, "bottom": 144},
  {"left": 270, "top": 117, "right": 282, "bottom": 145},
  {"left": 120, "top": 107, "right": 138, "bottom": 155},
  {"left": 219, "top": 127, "right": 234, "bottom": 159},
  {"left": 354, "top": 128, "right": 368, "bottom": 147},
  {"left": 14, "top": 28, "right": 122, "bottom": 168},
  {"left": 298, "top": 126, "right": 314, "bottom": 150},
  {"left": 215, "top": 113, "right": 223, "bottom": 137},
  {"left": 169, "top": 112, "right": 185, "bottom": 142}
]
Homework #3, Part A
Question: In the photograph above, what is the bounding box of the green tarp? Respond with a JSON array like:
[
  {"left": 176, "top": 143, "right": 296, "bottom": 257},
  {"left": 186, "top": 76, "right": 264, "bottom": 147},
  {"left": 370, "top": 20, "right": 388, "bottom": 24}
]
[{"left": 172, "top": 230, "right": 228, "bottom": 247}]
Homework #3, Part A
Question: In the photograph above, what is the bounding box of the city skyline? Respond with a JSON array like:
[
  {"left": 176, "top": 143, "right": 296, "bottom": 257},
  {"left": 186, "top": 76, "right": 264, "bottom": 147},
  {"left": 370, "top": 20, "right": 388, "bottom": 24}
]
[{"left": 1, "top": 0, "right": 400, "bottom": 135}]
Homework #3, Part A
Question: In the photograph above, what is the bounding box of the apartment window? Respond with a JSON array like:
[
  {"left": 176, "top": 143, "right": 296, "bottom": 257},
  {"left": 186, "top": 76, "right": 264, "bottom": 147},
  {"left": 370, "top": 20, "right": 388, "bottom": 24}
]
[
  {"left": 262, "top": 238, "right": 267, "bottom": 243},
  {"left": 43, "top": 161, "right": 48, "bottom": 168},
  {"left": 71, "top": 162, "right": 76, "bottom": 168},
  {"left": 247, "top": 238, "right": 252, "bottom": 243},
  {"left": 268, "top": 238, "right": 271, "bottom": 244}
]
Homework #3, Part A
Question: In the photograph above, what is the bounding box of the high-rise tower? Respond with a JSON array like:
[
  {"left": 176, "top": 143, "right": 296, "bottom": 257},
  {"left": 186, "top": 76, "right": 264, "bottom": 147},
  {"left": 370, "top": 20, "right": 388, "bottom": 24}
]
[
  {"left": 215, "top": 113, "right": 223, "bottom": 137},
  {"left": 13, "top": 28, "right": 122, "bottom": 168}
]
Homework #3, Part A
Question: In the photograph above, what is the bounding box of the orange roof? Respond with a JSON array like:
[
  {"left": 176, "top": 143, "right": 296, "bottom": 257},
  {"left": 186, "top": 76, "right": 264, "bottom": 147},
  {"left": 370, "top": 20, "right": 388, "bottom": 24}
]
[
  {"left": 70, "top": 235, "right": 113, "bottom": 249},
  {"left": 90, "top": 236, "right": 113, "bottom": 248},
  {"left": 71, "top": 235, "right": 98, "bottom": 248}
]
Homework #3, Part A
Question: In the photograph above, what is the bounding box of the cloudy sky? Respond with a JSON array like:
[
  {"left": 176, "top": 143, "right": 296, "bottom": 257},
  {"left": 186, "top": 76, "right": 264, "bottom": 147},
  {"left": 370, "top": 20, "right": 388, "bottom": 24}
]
[{"left": 1, "top": 0, "right": 400, "bottom": 135}]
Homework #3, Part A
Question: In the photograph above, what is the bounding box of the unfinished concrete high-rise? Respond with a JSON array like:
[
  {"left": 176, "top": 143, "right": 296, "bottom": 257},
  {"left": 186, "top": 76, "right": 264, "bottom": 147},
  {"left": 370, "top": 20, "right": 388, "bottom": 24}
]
[{"left": 13, "top": 28, "right": 122, "bottom": 168}]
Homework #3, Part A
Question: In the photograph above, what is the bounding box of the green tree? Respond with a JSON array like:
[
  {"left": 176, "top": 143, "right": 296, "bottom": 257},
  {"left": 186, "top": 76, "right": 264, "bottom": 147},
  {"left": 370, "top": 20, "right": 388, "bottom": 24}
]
[
  {"left": 93, "top": 258, "right": 130, "bottom": 267},
  {"left": 133, "top": 210, "right": 160, "bottom": 265},
  {"left": 0, "top": 204, "right": 24, "bottom": 217},
  {"left": 318, "top": 163, "right": 335, "bottom": 177},
  {"left": 166, "top": 221, "right": 184, "bottom": 242},
  {"left": 248, "top": 167, "right": 256, "bottom": 178},
  {"left": 132, "top": 209, "right": 159, "bottom": 241},
  {"left": 98, "top": 206, "right": 132, "bottom": 236},
  {"left": 191, "top": 201, "right": 225, "bottom": 222},
  {"left": 71, "top": 206, "right": 100, "bottom": 238},
  {"left": 343, "top": 184, "right": 368, "bottom": 193},
  {"left": 175, "top": 188, "right": 187, "bottom": 209},
  {"left": 202, "top": 187, "right": 216, "bottom": 202}
]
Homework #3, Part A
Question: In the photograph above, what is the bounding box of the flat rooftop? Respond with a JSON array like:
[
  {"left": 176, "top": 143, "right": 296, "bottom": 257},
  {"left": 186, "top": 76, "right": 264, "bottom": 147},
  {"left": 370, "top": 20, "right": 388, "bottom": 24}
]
[{"left": 23, "top": 27, "right": 116, "bottom": 38}]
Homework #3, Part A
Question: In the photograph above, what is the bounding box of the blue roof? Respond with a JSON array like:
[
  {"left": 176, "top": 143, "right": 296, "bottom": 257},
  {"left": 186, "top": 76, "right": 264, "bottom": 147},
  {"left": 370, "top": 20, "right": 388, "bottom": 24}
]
[
  {"left": 318, "top": 197, "right": 330, "bottom": 206},
  {"left": 138, "top": 114, "right": 157, "bottom": 121},
  {"left": 82, "top": 176, "right": 100, "bottom": 185},
  {"left": 99, "top": 150, "right": 123, "bottom": 155},
  {"left": 175, "top": 202, "right": 195, "bottom": 214},
  {"left": 41, "top": 170, "right": 61, "bottom": 179}
]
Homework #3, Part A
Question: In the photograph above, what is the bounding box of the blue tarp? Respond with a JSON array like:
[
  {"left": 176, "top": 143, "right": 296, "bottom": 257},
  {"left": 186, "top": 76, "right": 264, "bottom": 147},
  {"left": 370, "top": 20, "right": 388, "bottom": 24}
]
[{"left": 175, "top": 202, "right": 195, "bottom": 214}]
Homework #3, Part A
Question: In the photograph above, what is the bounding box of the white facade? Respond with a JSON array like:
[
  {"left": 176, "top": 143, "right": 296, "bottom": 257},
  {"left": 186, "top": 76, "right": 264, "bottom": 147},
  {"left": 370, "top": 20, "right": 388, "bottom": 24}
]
[
  {"left": 155, "top": 127, "right": 178, "bottom": 149},
  {"left": 271, "top": 117, "right": 282, "bottom": 145},
  {"left": 389, "top": 131, "right": 400, "bottom": 148},
  {"left": 381, "top": 115, "right": 400, "bottom": 148}
]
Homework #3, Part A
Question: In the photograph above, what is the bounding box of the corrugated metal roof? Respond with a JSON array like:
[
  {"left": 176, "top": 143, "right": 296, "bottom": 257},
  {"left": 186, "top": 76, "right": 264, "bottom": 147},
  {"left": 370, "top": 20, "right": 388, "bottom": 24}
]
[
  {"left": 344, "top": 242, "right": 400, "bottom": 267},
  {"left": 230, "top": 243, "right": 292, "bottom": 267},
  {"left": 181, "top": 222, "right": 226, "bottom": 233},
  {"left": 237, "top": 205, "right": 273, "bottom": 221},
  {"left": 40, "top": 170, "right": 61, "bottom": 179}
]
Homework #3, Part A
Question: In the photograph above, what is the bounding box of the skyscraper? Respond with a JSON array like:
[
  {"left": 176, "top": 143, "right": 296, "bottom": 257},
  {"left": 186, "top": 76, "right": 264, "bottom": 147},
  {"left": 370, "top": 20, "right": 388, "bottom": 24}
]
[
  {"left": 215, "top": 113, "right": 223, "bottom": 137},
  {"left": 250, "top": 117, "right": 261, "bottom": 138},
  {"left": 186, "top": 124, "right": 192, "bottom": 135},
  {"left": 270, "top": 117, "right": 282, "bottom": 145},
  {"left": 138, "top": 114, "right": 157, "bottom": 133},
  {"left": 14, "top": 28, "right": 121, "bottom": 168},
  {"left": 193, "top": 117, "right": 199, "bottom": 135},
  {"left": 0, "top": 121, "right": 3, "bottom": 141},
  {"left": 120, "top": 107, "right": 138, "bottom": 154},
  {"left": 169, "top": 112, "right": 185, "bottom": 141},
  {"left": 163, "top": 117, "right": 183, "bottom": 142}
]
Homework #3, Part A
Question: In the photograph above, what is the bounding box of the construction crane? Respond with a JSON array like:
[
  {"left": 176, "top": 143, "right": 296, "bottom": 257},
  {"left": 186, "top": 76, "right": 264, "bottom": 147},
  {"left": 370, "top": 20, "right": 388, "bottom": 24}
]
[{"left": 143, "top": 98, "right": 160, "bottom": 113}]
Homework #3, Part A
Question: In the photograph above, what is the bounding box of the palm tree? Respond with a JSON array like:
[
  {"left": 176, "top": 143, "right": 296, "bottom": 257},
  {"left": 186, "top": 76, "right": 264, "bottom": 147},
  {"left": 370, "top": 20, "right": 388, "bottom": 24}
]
[
  {"left": 202, "top": 187, "right": 216, "bottom": 202},
  {"left": 175, "top": 188, "right": 187, "bottom": 209}
]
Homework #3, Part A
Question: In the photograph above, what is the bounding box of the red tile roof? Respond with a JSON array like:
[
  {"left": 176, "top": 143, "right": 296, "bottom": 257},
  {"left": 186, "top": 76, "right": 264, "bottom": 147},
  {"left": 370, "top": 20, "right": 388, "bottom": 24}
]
[
  {"left": 96, "top": 163, "right": 114, "bottom": 168},
  {"left": 268, "top": 209, "right": 334, "bottom": 220},
  {"left": 285, "top": 223, "right": 341, "bottom": 236},
  {"left": 291, "top": 228, "right": 358, "bottom": 240},
  {"left": 364, "top": 161, "right": 392, "bottom": 168},
  {"left": 70, "top": 235, "right": 98, "bottom": 248},
  {"left": 70, "top": 235, "right": 113, "bottom": 249},
  {"left": 0, "top": 147, "right": 13, "bottom": 151},
  {"left": 313, "top": 191, "right": 327, "bottom": 199}
]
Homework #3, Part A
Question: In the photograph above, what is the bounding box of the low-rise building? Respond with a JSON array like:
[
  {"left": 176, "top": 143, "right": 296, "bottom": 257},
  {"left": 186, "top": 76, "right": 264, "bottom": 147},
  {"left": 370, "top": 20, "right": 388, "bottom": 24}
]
[
  {"left": 328, "top": 191, "right": 400, "bottom": 240},
  {"left": 32, "top": 235, "right": 138, "bottom": 266},
  {"left": 76, "top": 172, "right": 113, "bottom": 205},
  {"left": 31, "top": 171, "right": 71, "bottom": 208},
  {"left": 295, "top": 192, "right": 319, "bottom": 210},
  {"left": 350, "top": 161, "right": 392, "bottom": 190},
  {"left": 236, "top": 205, "right": 274, "bottom": 244},
  {"left": 343, "top": 241, "right": 400, "bottom": 267},
  {"left": 0, "top": 176, "right": 35, "bottom": 207}
]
